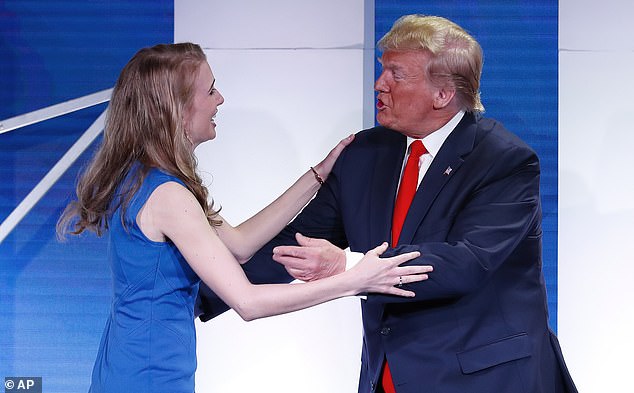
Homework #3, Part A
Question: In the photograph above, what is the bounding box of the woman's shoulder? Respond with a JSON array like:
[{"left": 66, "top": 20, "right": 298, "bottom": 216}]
[
  {"left": 140, "top": 169, "right": 192, "bottom": 211},
  {"left": 145, "top": 177, "right": 207, "bottom": 240},
  {"left": 124, "top": 166, "right": 188, "bottom": 217}
]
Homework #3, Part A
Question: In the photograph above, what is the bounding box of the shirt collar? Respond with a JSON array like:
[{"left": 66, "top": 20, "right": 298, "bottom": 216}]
[{"left": 406, "top": 110, "right": 465, "bottom": 157}]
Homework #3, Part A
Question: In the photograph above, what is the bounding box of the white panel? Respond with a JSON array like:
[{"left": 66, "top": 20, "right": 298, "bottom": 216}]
[
  {"left": 175, "top": 0, "right": 365, "bottom": 48},
  {"left": 175, "top": 2, "right": 371, "bottom": 392},
  {"left": 196, "top": 49, "right": 364, "bottom": 221},
  {"left": 559, "top": 2, "right": 634, "bottom": 391},
  {"left": 195, "top": 299, "right": 363, "bottom": 393},
  {"left": 559, "top": 0, "right": 634, "bottom": 51},
  {"left": 192, "top": 47, "right": 365, "bottom": 393}
]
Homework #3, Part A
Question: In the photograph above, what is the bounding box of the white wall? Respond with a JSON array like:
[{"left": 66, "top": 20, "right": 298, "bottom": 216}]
[
  {"left": 175, "top": 1, "right": 373, "bottom": 392},
  {"left": 559, "top": 1, "right": 634, "bottom": 391}
]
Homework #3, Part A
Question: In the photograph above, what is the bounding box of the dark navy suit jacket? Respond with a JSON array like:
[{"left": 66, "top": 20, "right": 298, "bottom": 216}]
[{"left": 197, "top": 112, "right": 577, "bottom": 393}]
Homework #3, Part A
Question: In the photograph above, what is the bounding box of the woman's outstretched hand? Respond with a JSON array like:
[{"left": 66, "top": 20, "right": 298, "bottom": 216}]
[
  {"left": 312, "top": 134, "right": 355, "bottom": 182},
  {"left": 350, "top": 242, "right": 432, "bottom": 297}
]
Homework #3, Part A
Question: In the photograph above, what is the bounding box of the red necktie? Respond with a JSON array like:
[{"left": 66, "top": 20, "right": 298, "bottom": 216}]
[
  {"left": 391, "top": 140, "right": 427, "bottom": 246},
  {"left": 382, "top": 139, "right": 427, "bottom": 393}
]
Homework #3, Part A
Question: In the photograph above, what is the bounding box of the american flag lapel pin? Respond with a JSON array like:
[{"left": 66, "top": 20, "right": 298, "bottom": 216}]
[{"left": 443, "top": 166, "right": 453, "bottom": 176}]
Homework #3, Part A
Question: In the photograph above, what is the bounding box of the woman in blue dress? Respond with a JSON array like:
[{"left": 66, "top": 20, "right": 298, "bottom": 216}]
[{"left": 57, "top": 43, "right": 432, "bottom": 393}]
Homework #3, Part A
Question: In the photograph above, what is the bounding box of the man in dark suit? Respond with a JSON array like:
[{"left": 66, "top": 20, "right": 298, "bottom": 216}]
[{"left": 197, "top": 14, "right": 577, "bottom": 393}]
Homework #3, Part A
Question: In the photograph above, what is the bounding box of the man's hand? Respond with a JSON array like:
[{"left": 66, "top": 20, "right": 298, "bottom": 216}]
[{"left": 272, "top": 233, "right": 346, "bottom": 281}]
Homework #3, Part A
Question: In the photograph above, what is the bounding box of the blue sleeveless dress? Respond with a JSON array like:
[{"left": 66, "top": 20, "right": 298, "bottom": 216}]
[{"left": 89, "top": 168, "right": 201, "bottom": 393}]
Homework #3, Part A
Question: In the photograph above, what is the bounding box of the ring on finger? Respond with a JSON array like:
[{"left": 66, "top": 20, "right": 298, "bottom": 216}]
[{"left": 398, "top": 276, "right": 403, "bottom": 287}]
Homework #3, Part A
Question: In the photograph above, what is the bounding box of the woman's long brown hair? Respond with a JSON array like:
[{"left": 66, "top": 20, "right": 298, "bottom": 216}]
[{"left": 57, "top": 43, "right": 220, "bottom": 239}]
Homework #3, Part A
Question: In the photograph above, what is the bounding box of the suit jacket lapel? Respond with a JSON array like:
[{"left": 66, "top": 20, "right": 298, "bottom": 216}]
[{"left": 398, "top": 113, "right": 478, "bottom": 245}]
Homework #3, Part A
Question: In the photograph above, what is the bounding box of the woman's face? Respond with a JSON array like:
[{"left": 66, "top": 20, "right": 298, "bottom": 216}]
[{"left": 185, "top": 62, "right": 224, "bottom": 147}]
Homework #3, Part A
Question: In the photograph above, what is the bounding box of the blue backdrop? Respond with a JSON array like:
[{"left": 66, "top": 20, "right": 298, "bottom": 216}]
[
  {"left": 0, "top": 1, "right": 557, "bottom": 392},
  {"left": 0, "top": 2, "right": 173, "bottom": 392},
  {"left": 375, "top": 0, "right": 559, "bottom": 330}
]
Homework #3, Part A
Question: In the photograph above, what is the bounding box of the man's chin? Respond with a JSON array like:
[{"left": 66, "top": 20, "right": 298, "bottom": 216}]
[{"left": 375, "top": 114, "right": 390, "bottom": 128}]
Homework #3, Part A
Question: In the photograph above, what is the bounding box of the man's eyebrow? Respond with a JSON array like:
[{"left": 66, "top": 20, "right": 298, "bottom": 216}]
[{"left": 377, "top": 58, "right": 404, "bottom": 71}]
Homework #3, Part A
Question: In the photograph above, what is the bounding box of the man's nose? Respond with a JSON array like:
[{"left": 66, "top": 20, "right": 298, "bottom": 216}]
[{"left": 374, "top": 73, "right": 388, "bottom": 92}]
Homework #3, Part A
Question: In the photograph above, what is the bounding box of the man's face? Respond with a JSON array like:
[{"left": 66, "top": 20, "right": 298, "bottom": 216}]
[{"left": 375, "top": 50, "right": 438, "bottom": 136}]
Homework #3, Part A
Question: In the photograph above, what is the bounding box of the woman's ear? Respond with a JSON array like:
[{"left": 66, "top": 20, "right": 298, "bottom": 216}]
[{"left": 181, "top": 114, "right": 194, "bottom": 145}]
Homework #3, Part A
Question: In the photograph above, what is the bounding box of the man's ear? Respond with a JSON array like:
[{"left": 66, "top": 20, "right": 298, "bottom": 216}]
[{"left": 433, "top": 86, "right": 456, "bottom": 109}]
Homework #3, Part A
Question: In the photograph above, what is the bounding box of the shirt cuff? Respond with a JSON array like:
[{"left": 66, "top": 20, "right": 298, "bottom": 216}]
[
  {"left": 345, "top": 249, "right": 366, "bottom": 300},
  {"left": 345, "top": 249, "right": 364, "bottom": 270}
]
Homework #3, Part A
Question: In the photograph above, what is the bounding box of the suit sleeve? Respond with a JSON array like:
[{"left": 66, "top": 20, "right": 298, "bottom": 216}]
[
  {"left": 368, "top": 144, "right": 542, "bottom": 305},
  {"left": 196, "top": 153, "right": 349, "bottom": 321}
]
